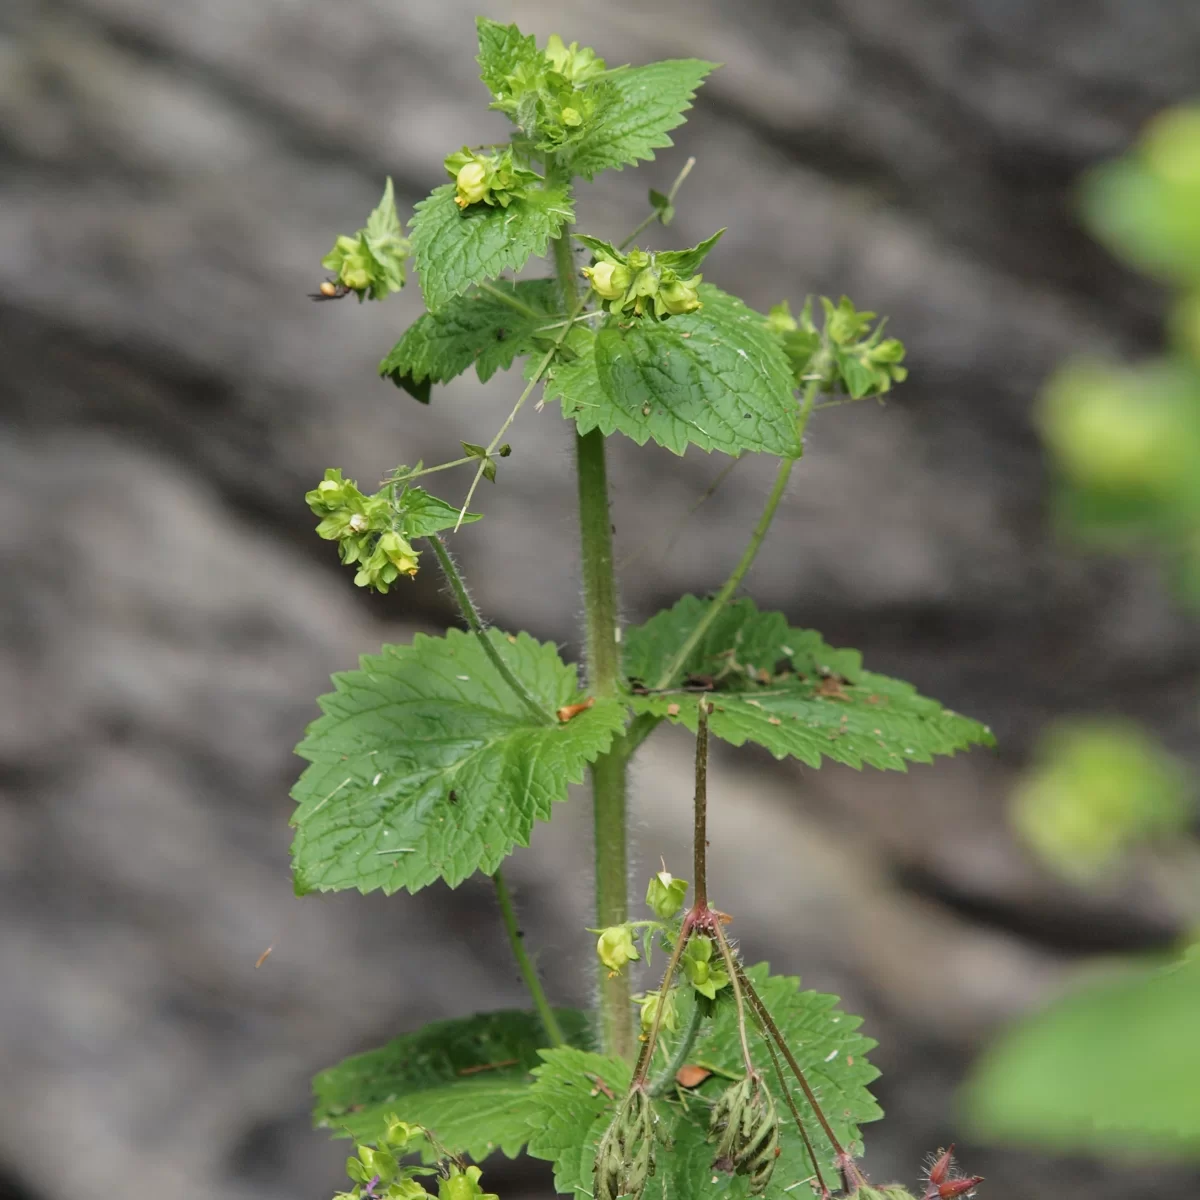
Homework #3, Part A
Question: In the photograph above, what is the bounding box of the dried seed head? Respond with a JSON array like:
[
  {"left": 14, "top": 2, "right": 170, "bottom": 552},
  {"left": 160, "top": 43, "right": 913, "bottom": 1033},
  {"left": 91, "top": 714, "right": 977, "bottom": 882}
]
[
  {"left": 593, "top": 1089, "right": 656, "bottom": 1200},
  {"left": 708, "top": 1074, "right": 781, "bottom": 1196}
]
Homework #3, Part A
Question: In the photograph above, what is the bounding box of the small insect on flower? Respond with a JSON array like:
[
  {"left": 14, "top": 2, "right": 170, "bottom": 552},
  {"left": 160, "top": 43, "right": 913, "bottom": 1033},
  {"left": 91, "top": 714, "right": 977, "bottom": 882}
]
[{"left": 310, "top": 279, "right": 354, "bottom": 301}]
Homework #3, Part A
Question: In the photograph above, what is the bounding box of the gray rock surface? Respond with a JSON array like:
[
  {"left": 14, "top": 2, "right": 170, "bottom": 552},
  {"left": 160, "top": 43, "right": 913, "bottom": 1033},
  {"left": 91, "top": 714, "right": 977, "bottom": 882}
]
[{"left": 3, "top": 2, "right": 1199, "bottom": 1200}]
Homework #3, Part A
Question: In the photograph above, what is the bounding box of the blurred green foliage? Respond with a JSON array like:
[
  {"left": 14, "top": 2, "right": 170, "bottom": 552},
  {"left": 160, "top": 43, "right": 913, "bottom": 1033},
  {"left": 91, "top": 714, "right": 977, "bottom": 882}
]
[
  {"left": 1013, "top": 718, "right": 1193, "bottom": 881},
  {"left": 965, "top": 950, "right": 1200, "bottom": 1158},
  {"left": 966, "top": 105, "right": 1200, "bottom": 1159}
]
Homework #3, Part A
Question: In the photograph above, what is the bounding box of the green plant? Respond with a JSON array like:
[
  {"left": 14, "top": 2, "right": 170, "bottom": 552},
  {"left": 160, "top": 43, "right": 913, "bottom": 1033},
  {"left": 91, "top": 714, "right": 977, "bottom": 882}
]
[
  {"left": 963, "top": 103, "right": 1200, "bottom": 1159},
  {"left": 294, "top": 19, "right": 994, "bottom": 1200}
]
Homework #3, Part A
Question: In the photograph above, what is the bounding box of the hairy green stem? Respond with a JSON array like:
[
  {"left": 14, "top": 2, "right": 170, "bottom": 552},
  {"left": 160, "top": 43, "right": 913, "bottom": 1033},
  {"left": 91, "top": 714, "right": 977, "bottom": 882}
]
[
  {"left": 429, "top": 535, "right": 555, "bottom": 725},
  {"left": 712, "top": 921, "right": 755, "bottom": 1074},
  {"left": 650, "top": 380, "right": 820, "bottom": 692},
  {"left": 693, "top": 699, "right": 710, "bottom": 911},
  {"left": 653, "top": 455, "right": 795, "bottom": 690},
  {"left": 491, "top": 868, "right": 565, "bottom": 1047},
  {"left": 476, "top": 280, "right": 545, "bottom": 319},
  {"left": 648, "top": 995, "right": 706, "bottom": 1098},
  {"left": 554, "top": 217, "right": 635, "bottom": 1060},
  {"left": 618, "top": 156, "right": 696, "bottom": 250}
]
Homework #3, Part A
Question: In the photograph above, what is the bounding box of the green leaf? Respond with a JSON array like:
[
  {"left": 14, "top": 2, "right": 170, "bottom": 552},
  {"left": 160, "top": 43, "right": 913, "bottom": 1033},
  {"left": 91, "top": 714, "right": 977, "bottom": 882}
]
[
  {"left": 623, "top": 596, "right": 994, "bottom": 770},
  {"left": 396, "top": 487, "right": 480, "bottom": 537},
  {"left": 699, "top": 964, "right": 882, "bottom": 1166},
  {"left": 411, "top": 183, "right": 575, "bottom": 312},
  {"left": 380, "top": 280, "right": 563, "bottom": 400},
  {"left": 648, "top": 187, "right": 675, "bottom": 225},
  {"left": 653, "top": 229, "right": 725, "bottom": 276},
  {"left": 964, "top": 950, "right": 1200, "bottom": 1157},
  {"left": 573, "top": 233, "right": 624, "bottom": 262},
  {"left": 542, "top": 286, "right": 804, "bottom": 458},
  {"left": 524, "top": 1048, "right": 633, "bottom": 1194},
  {"left": 291, "top": 629, "right": 626, "bottom": 894},
  {"left": 313, "top": 1008, "right": 592, "bottom": 1159},
  {"left": 476, "top": 18, "right": 540, "bottom": 99},
  {"left": 563, "top": 60, "right": 718, "bottom": 179}
]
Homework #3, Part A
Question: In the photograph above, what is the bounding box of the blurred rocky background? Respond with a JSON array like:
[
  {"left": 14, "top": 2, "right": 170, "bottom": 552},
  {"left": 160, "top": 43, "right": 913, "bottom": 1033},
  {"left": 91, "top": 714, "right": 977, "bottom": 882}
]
[{"left": 3, "top": 2, "right": 1200, "bottom": 1199}]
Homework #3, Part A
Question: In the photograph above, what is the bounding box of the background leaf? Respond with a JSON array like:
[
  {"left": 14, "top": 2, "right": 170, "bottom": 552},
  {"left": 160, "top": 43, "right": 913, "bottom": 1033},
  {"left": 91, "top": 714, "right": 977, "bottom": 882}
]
[
  {"left": 380, "top": 280, "right": 563, "bottom": 399},
  {"left": 542, "top": 286, "right": 803, "bottom": 458},
  {"left": 291, "top": 629, "right": 625, "bottom": 893},
  {"left": 964, "top": 951, "right": 1200, "bottom": 1157},
  {"left": 313, "top": 1008, "right": 591, "bottom": 1159},
  {"left": 624, "top": 596, "right": 994, "bottom": 769},
  {"left": 563, "top": 60, "right": 717, "bottom": 179},
  {"left": 411, "top": 184, "right": 575, "bottom": 312}
]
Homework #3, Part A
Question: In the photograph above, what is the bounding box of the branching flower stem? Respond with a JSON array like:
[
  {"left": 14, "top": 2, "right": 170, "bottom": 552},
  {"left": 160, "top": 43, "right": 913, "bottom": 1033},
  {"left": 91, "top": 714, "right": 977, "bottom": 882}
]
[
  {"left": 428, "top": 534, "right": 554, "bottom": 725},
  {"left": 711, "top": 921, "right": 755, "bottom": 1076},
  {"left": 733, "top": 958, "right": 852, "bottom": 1170},
  {"left": 491, "top": 867, "right": 566, "bottom": 1048}
]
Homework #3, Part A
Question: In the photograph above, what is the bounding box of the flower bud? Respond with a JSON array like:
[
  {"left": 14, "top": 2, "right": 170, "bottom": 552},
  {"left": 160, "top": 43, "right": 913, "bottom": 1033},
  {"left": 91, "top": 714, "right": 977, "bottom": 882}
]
[
  {"left": 353, "top": 1145, "right": 398, "bottom": 1186},
  {"left": 385, "top": 1182, "right": 428, "bottom": 1200},
  {"left": 383, "top": 1118, "right": 422, "bottom": 1150},
  {"left": 645, "top": 869, "right": 688, "bottom": 919},
  {"left": 681, "top": 935, "right": 729, "bottom": 999},
  {"left": 438, "top": 1165, "right": 497, "bottom": 1200},
  {"left": 561, "top": 106, "right": 582, "bottom": 127},
  {"left": 593, "top": 1089, "right": 655, "bottom": 1200},
  {"left": 596, "top": 924, "right": 640, "bottom": 974},
  {"left": 656, "top": 274, "right": 703, "bottom": 318},
  {"left": 709, "top": 1074, "right": 780, "bottom": 1196},
  {"left": 377, "top": 531, "right": 421, "bottom": 577},
  {"left": 766, "top": 302, "right": 798, "bottom": 336},
  {"left": 637, "top": 987, "right": 679, "bottom": 1034},
  {"left": 584, "top": 259, "right": 632, "bottom": 301},
  {"left": 455, "top": 160, "right": 490, "bottom": 208}
]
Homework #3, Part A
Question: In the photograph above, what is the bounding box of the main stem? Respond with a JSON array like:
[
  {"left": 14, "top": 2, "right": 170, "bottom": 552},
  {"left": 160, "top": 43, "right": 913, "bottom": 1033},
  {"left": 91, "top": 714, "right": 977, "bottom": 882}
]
[{"left": 554, "top": 225, "right": 635, "bottom": 1061}]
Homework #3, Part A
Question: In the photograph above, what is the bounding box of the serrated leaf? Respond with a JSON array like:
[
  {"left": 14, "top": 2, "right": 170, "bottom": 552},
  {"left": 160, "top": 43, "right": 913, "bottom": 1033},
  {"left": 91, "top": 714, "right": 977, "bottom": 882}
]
[
  {"left": 624, "top": 596, "right": 994, "bottom": 770},
  {"left": 542, "top": 286, "right": 803, "bottom": 458},
  {"left": 380, "top": 280, "right": 563, "bottom": 399},
  {"left": 313, "top": 1008, "right": 592, "bottom": 1160},
  {"left": 964, "top": 950, "right": 1200, "bottom": 1157},
  {"left": 653, "top": 229, "right": 725, "bottom": 276},
  {"left": 396, "top": 487, "right": 480, "bottom": 537},
  {"left": 291, "top": 629, "right": 626, "bottom": 894},
  {"left": 524, "top": 1047, "right": 633, "bottom": 1194},
  {"left": 563, "top": 60, "right": 718, "bottom": 179},
  {"left": 476, "top": 18, "right": 540, "bottom": 98},
  {"left": 411, "top": 184, "right": 575, "bottom": 312},
  {"left": 573, "top": 233, "right": 623, "bottom": 262}
]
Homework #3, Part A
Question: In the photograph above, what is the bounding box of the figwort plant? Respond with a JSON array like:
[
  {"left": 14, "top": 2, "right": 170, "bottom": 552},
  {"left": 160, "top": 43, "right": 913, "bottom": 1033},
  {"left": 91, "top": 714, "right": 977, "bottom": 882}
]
[{"left": 293, "top": 20, "right": 992, "bottom": 1200}]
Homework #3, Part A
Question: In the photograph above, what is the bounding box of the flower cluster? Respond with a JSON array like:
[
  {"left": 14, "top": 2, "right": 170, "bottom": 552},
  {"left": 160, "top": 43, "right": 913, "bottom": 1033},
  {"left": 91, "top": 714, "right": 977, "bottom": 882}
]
[
  {"left": 491, "top": 32, "right": 608, "bottom": 152},
  {"left": 305, "top": 469, "right": 420, "bottom": 593},
  {"left": 444, "top": 146, "right": 541, "bottom": 211},
  {"left": 320, "top": 179, "right": 410, "bottom": 300},
  {"left": 770, "top": 295, "right": 907, "bottom": 399},
  {"left": 583, "top": 246, "right": 703, "bottom": 321}
]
